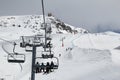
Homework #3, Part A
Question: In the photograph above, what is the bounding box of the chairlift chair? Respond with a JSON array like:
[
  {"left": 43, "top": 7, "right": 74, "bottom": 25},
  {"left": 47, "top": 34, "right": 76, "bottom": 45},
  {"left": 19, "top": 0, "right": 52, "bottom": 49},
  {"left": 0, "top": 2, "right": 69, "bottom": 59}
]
[
  {"left": 35, "top": 33, "right": 44, "bottom": 37},
  {"left": 41, "top": 51, "right": 54, "bottom": 58},
  {"left": 25, "top": 46, "right": 33, "bottom": 52},
  {"left": 33, "top": 36, "right": 44, "bottom": 47},
  {"left": 46, "top": 37, "right": 52, "bottom": 40},
  {"left": 46, "top": 34, "right": 52, "bottom": 40},
  {"left": 52, "top": 57, "right": 59, "bottom": 69},
  {"left": 20, "top": 42, "right": 26, "bottom": 48},
  {"left": 20, "top": 36, "right": 34, "bottom": 47},
  {"left": 25, "top": 37, "right": 34, "bottom": 47},
  {"left": 41, "top": 54, "right": 54, "bottom": 59},
  {"left": 8, "top": 42, "right": 26, "bottom": 63},
  {"left": 33, "top": 41, "right": 44, "bottom": 47},
  {"left": 35, "top": 56, "right": 59, "bottom": 73},
  {"left": 41, "top": 23, "right": 51, "bottom": 30},
  {"left": 20, "top": 36, "right": 26, "bottom": 48},
  {"left": 46, "top": 30, "right": 52, "bottom": 34},
  {"left": 43, "top": 43, "right": 53, "bottom": 49},
  {"left": 25, "top": 43, "right": 33, "bottom": 47},
  {"left": 8, "top": 53, "right": 25, "bottom": 63}
]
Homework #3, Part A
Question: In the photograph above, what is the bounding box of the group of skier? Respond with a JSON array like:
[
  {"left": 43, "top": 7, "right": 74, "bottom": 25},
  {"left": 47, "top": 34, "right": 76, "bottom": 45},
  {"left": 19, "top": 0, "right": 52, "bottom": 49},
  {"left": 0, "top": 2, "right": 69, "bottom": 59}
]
[{"left": 35, "top": 61, "right": 55, "bottom": 74}]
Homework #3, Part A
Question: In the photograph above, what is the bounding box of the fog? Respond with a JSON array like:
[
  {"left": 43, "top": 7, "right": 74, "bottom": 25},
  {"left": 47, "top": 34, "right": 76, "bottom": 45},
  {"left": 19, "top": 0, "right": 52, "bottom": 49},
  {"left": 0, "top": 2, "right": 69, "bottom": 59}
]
[{"left": 0, "top": 0, "right": 120, "bottom": 32}]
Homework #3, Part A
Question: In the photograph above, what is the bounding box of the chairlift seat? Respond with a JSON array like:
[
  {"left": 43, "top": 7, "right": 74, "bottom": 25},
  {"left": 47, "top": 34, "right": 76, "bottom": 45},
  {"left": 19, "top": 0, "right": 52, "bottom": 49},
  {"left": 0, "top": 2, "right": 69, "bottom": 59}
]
[
  {"left": 25, "top": 46, "right": 33, "bottom": 52},
  {"left": 46, "top": 30, "right": 52, "bottom": 33},
  {"left": 8, "top": 54, "right": 25, "bottom": 63},
  {"left": 43, "top": 44, "right": 53, "bottom": 48},
  {"left": 33, "top": 40, "right": 44, "bottom": 47},
  {"left": 53, "top": 65, "right": 58, "bottom": 69},
  {"left": 26, "top": 43, "right": 33, "bottom": 47},
  {"left": 41, "top": 54, "right": 54, "bottom": 58}
]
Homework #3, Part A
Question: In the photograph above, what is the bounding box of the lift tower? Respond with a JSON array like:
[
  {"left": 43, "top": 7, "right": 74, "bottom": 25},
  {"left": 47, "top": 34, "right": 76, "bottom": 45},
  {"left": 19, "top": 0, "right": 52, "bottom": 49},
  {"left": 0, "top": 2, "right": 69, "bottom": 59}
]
[{"left": 31, "top": 0, "right": 46, "bottom": 80}]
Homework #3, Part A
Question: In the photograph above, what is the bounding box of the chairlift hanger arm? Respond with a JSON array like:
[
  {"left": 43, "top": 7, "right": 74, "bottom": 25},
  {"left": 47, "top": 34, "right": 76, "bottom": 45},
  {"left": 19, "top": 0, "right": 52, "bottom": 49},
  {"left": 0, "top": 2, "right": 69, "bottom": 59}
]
[
  {"left": 13, "top": 42, "right": 18, "bottom": 53},
  {"left": 41, "top": 0, "right": 47, "bottom": 51},
  {"left": 41, "top": 0, "right": 45, "bottom": 24}
]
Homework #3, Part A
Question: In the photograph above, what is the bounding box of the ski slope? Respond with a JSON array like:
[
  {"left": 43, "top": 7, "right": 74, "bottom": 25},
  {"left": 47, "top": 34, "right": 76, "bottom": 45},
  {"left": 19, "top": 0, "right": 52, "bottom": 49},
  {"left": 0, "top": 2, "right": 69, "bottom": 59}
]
[{"left": 0, "top": 16, "right": 120, "bottom": 80}]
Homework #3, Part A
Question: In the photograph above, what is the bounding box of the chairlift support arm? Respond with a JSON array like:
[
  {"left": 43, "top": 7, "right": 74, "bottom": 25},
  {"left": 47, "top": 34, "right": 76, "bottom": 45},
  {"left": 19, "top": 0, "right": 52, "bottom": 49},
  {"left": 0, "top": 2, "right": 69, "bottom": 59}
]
[
  {"left": 41, "top": 0, "right": 47, "bottom": 51},
  {"left": 31, "top": 46, "right": 37, "bottom": 80}
]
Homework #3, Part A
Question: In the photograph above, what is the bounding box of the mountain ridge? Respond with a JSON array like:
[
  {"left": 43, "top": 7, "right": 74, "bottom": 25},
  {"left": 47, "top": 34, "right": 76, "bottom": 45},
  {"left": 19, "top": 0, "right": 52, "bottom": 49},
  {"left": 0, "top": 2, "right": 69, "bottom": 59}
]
[{"left": 0, "top": 15, "right": 88, "bottom": 35}]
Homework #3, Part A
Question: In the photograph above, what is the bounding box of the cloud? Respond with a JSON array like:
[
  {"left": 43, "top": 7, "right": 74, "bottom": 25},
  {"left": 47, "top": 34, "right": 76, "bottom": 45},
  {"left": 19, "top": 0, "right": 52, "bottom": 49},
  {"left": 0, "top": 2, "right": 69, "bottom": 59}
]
[
  {"left": 45, "top": 0, "right": 120, "bottom": 32},
  {"left": 0, "top": 0, "right": 120, "bottom": 32}
]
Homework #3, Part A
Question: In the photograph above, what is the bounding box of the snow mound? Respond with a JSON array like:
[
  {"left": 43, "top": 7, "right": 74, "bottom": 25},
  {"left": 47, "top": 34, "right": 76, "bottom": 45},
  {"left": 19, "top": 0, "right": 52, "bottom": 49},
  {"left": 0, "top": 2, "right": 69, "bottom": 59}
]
[
  {"left": 70, "top": 48, "right": 112, "bottom": 62},
  {"left": 114, "top": 46, "right": 120, "bottom": 50},
  {"left": 74, "top": 33, "right": 120, "bottom": 50}
]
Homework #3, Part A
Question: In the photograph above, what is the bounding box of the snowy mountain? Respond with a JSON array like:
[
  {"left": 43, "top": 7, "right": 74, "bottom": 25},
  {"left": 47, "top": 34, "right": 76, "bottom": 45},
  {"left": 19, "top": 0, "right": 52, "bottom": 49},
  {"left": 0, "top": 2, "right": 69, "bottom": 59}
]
[
  {"left": 0, "top": 15, "right": 120, "bottom": 80},
  {"left": 0, "top": 15, "right": 88, "bottom": 35}
]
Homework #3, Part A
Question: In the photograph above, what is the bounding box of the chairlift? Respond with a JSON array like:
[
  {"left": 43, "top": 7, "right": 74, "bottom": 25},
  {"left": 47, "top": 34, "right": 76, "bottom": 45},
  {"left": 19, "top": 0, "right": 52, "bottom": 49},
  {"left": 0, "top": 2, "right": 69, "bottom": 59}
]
[
  {"left": 46, "top": 30, "right": 52, "bottom": 34},
  {"left": 33, "top": 41, "right": 44, "bottom": 47},
  {"left": 35, "top": 33, "right": 44, "bottom": 37},
  {"left": 41, "top": 51, "right": 54, "bottom": 58},
  {"left": 46, "top": 34, "right": 52, "bottom": 40},
  {"left": 33, "top": 35, "right": 44, "bottom": 47},
  {"left": 7, "top": 42, "right": 25, "bottom": 63},
  {"left": 41, "top": 23, "right": 51, "bottom": 30},
  {"left": 43, "top": 40, "right": 53, "bottom": 49},
  {"left": 20, "top": 36, "right": 34, "bottom": 47},
  {"left": 25, "top": 46, "right": 33, "bottom": 52},
  {"left": 20, "top": 42, "right": 26, "bottom": 47},
  {"left": 20, "top": 36, "right": 26, "bottom": 48},
  {"left": 8, "top": 53, "right": 25, "bottom": 63},
  {"left": 34, "top": 56, "right": 59, "bottom": 73},
  {"left": 8, "top": 43, "right": 25, "bottom": 63},
  {"left": 43, "top": 44, "right": 53, "bottom": 49}
]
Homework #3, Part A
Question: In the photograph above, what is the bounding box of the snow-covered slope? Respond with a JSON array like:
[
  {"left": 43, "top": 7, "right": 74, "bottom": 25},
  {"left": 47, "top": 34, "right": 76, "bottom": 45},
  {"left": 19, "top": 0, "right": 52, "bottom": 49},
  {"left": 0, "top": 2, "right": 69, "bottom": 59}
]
[{"left": 0, "top": 15, "right": 120, "bottom": 80}]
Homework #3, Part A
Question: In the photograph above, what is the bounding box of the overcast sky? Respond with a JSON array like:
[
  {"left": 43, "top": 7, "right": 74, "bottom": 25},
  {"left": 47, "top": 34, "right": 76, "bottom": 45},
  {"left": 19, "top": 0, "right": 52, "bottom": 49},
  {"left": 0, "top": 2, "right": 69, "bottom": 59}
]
[{"left": 0, "top": 0, "right": 120, "bottom": 32}]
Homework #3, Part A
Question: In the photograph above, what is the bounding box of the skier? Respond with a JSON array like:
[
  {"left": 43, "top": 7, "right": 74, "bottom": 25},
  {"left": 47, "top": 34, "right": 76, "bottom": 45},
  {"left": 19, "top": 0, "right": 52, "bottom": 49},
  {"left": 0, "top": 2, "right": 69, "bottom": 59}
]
[
  {"left": 36, "top": 62, "right": 40, "bottom": 73},
  {"left": 40, "top": 63, "right": 45, "bottom": 72},
  {"left": 59, "top": 54, "right": 61, "bottom": 57},
  {"left": 45, "top": 62, "right": 50, "bottom": 73},
  {"left": 42, "top": 54, "right": 44, "bottom": 58},
  {"left": 50, "top": 61, "right": 54, "bottom": 72}
]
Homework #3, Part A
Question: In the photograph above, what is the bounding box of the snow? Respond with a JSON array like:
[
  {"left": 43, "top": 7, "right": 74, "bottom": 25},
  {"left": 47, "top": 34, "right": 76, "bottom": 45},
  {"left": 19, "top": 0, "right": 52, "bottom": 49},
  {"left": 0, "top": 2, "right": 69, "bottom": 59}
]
[
  {"left": 0, "top": 15, "right": 120, "bottom": 80},
  {"left": 74, "top": 33, "right": 120, "bottom": 50}
]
